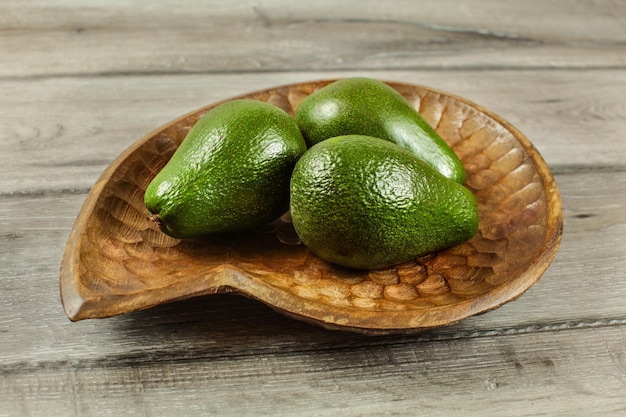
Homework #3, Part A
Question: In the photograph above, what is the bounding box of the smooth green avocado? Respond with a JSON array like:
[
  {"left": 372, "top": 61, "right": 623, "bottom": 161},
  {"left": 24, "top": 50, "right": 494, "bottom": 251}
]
[
  {"left": 289, "top": 135, "right": 479, "bottom": 270},
  {"left": 145, "top": 99, "right": 307, "bottom": 238},
  {"left": 294, "top": 77, "right": 466, "bottom": 184}
]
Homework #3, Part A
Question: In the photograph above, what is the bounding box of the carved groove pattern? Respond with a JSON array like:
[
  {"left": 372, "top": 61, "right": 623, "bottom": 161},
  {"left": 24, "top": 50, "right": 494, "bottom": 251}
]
[{"left": 61, "top": 80, "right": 561, "bottom": 333}]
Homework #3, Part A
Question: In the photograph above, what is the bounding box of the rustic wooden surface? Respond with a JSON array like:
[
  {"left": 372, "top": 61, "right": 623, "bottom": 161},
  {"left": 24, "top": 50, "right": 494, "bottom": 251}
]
[{"left": 1, "top": 1, "right": 625, "bottom": 416}]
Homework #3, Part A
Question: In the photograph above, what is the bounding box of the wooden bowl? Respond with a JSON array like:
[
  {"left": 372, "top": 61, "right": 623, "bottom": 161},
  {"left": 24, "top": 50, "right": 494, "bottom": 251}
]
[{"left": 60, "top": 79, "right": 563, "bottom": 334}]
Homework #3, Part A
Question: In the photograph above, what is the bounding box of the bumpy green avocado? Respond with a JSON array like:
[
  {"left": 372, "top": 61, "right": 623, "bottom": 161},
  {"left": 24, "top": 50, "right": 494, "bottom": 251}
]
[
  {"left": 294, "top": 77, "right": 466, "bottom": 184},
  {"left": 289, "top": 135, "right": 479, "bottom": 270},
  {"left": 145, "top": 99, "right": 307, "bottom": 238}
]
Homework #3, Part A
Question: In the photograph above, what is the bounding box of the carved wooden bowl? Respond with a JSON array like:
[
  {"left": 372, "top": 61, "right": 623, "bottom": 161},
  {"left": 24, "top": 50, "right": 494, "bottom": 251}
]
[{"left": 60, "top": 79, "right": 563, "bottom": 334}]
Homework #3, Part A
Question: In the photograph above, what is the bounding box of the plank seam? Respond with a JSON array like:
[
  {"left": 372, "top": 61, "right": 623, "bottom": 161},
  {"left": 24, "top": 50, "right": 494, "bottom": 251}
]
[
  {"left": 1, "top": 317, "right": 624, "bottom": 374},
  {"left": 1, "top": 66, "right": 626, "bottom": 82}
]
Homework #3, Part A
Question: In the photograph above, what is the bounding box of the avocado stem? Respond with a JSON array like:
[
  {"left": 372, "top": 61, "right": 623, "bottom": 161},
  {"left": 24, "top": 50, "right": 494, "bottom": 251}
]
[{"left": 148, "top": 213, "right": 165, "bottom": 231}]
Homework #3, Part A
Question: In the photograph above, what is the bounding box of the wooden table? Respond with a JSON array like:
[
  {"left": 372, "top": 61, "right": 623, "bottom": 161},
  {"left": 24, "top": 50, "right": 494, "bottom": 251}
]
[{"left": 2, "top": 1, "right": 625, "bottom": 416}]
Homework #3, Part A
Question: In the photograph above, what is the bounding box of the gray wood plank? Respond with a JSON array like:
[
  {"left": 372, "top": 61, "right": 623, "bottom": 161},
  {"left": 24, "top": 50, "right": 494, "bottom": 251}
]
[
  {"left": 0, "top": 168, "right": 624, "bottom": 363},
  {"left": 1, "top": 0, "right": 625, "bottom": 78},
  {"left": 1, "top": 324, "right": 624, "bottom": 417},
  {"left": 2, "top": 69, "right": 626, "bottom": 195}
]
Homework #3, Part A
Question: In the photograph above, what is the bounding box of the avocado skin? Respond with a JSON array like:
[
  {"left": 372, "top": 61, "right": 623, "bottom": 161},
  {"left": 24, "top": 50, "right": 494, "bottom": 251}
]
[
  {"left": 289, "top": 135, "right": 479, "bottom": 270},
  {"left": 144, "top": 99, "right": 307, "bottom": 238},
  {"left": 294, "top": 77, "right": 466, "bottom": 184}
]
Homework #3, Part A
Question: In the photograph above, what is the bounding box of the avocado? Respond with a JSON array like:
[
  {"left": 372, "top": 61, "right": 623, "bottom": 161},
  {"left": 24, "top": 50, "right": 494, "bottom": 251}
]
[
  {"left": 144, "top": 99, "right": 307, "bottom": 238},
  {"left": 289, "top": 135, "right": 479, "bottom": 270},
  {"left": 294, "top": 77, "right": 466, "bottom": 184}
]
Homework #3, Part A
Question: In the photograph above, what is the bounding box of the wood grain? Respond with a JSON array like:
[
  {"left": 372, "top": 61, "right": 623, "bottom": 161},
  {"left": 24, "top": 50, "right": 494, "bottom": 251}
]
[
  {"left": 2, "top": 69, "right": 626, "bottom": 195},
  {"left": 2, "top": 0, "right": 625, "bottom": 78},
  {"left": 0, "top": 168, "right": 622, "bottom": 360},
  {"left": 1, "top": 0, "right": 625, "bottom": 415},
  {"left": 1, "top": 322, "right": 624, "bottom": 417}
]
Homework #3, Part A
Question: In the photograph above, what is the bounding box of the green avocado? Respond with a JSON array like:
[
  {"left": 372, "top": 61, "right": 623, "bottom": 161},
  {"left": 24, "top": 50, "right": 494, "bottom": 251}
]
[
  {"left": 144, "top": 99, "right": 307, "bottom": 238},
  {"left": 289, "top": 135, "right": 479, "bottom": 270},
  {"left": 294, "top": 77, "right": 466, "bottom": 184}
]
